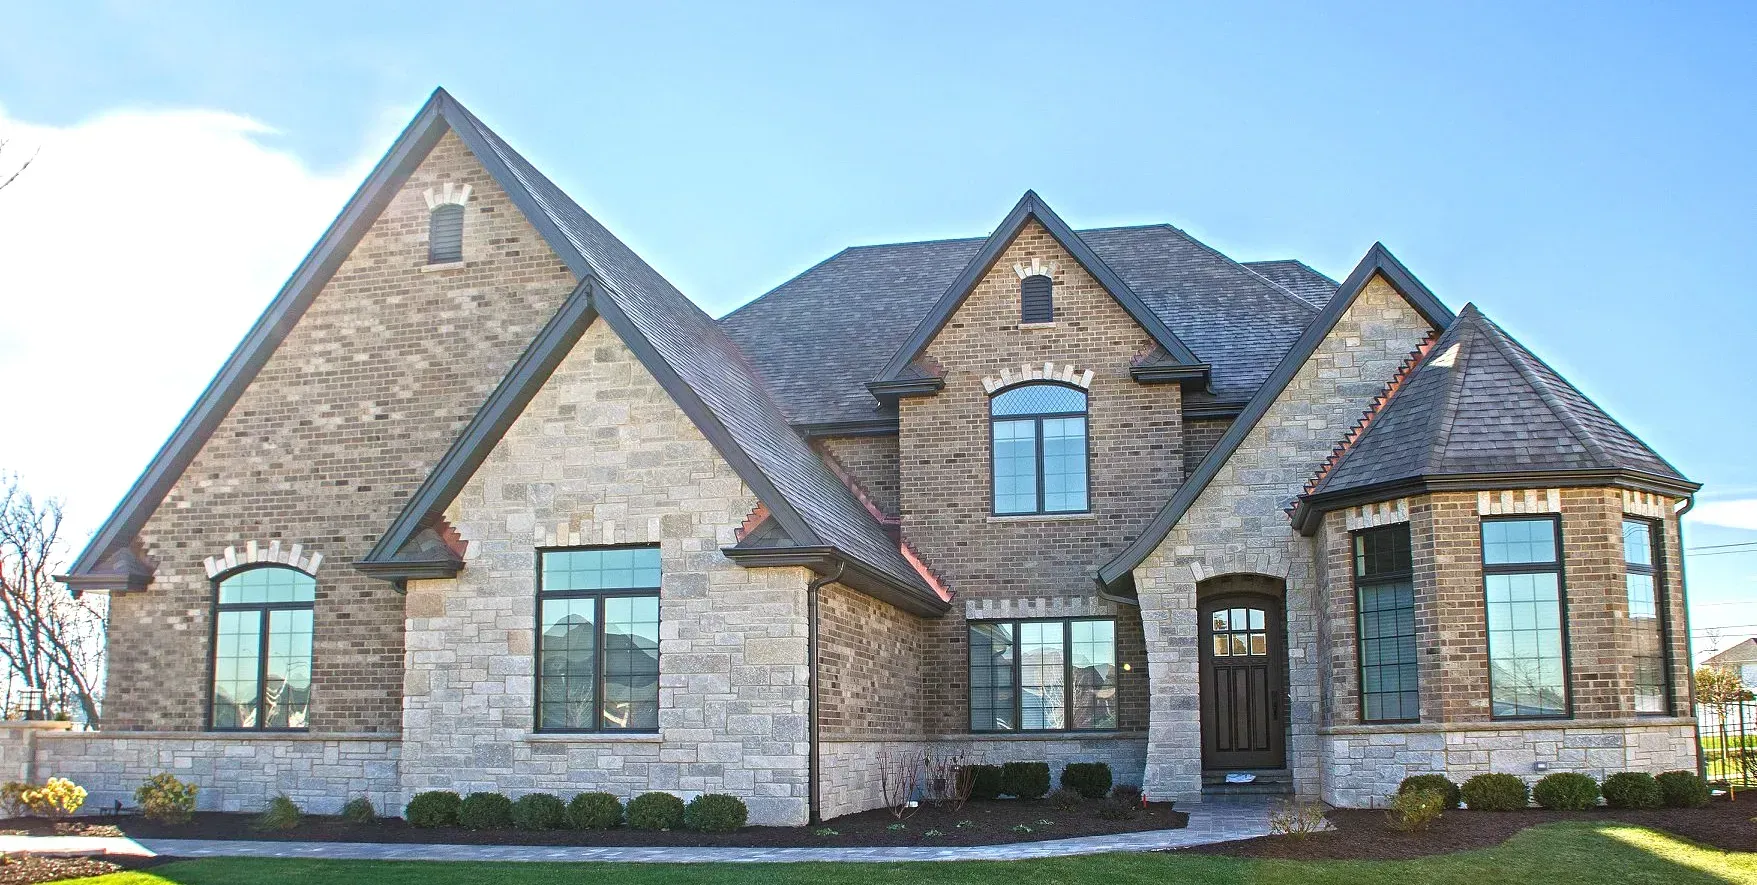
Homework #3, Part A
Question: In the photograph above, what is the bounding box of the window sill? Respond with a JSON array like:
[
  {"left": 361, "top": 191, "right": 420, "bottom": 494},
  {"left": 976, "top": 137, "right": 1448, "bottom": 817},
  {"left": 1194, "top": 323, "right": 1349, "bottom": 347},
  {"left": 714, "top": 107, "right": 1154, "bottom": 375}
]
[
  {"left": 1018, "top": 322, "right": 1058, "bottom": 330},
  {"left": 420, "top": 260, "right": 468, "bottom": 273},
  {"left": 524, "top": 732, "right": 662, "bottom": 743},
  {"left": 987, "top": 513, "right": 1096, "bottom": 523}
]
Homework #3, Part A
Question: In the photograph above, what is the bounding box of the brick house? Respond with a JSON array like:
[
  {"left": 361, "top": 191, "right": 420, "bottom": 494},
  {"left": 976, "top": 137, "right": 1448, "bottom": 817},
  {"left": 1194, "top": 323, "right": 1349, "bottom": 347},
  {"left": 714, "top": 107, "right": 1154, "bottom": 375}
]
[{"left": 33, "top": 90, "right": 1698, "bottom": 824}]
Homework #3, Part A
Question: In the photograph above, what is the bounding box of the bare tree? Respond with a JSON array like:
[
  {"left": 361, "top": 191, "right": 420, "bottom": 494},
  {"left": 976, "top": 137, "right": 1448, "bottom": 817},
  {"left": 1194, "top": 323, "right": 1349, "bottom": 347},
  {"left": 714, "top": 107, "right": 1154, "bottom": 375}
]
[
  {"left": 0, "top": 478, "right": 105, "bottom": 724},
  {"left": 0, "top": 136, "right": 32, "bottom": 194}
]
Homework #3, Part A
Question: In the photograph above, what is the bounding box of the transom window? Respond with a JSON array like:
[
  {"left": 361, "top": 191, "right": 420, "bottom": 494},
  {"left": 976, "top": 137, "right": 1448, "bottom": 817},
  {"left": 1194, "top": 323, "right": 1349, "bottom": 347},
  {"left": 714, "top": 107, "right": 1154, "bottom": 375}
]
[
  {"left": 1482, "top": 517, "right": 1569, "bottom": 719},
  {"left": 969, "top": 619, "right": 1116, "bottom": 732},
  {"left": 1353, "top": 524, "right": 1418, "bottom": 722},
  {"left": 990, "top": 383, "right": 1088, "bottom": 515},
  {"left": 536, "top": 546, "right": 661, "bottom": 733},
  {"left": 210, "top": 566, "right": 314, "bottom": 730},
  {"left": 429, "top": 203, "right": 465, "bottom": 263},
  {"left": 1624, "top": 518, "right": 1669, "bottom": 714}
]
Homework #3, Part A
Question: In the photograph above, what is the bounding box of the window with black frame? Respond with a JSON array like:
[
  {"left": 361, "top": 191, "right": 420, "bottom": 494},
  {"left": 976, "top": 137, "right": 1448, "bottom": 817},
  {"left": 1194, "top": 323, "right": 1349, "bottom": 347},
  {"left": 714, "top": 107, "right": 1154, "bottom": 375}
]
[
  {"left": 968, "top": 619, "right": 1115, "bottom": 732},
  {"left": 536, "top": 547, "right": 661, "bottom": 732},
  {"left": 1623, "top": 518, "right": 1669, "bottom": 714},
  {"left": 211, "top": 566, "right": 314, "bottom": 730},
  {"left": 1354, "top": 524, "right": 1418, "bottom": 722},
  {"left": 1482, "top": 517, "right": 1569, "bottom": 718},
  {"left": 990, "top": 383, "right": 1088, "bottom": 515}
]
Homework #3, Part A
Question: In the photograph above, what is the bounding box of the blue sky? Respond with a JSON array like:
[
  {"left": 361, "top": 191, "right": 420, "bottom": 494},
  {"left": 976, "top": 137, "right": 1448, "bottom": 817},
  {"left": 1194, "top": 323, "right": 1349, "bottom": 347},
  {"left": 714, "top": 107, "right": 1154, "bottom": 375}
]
[{"left": 1, "top": 1, "right": 1752, "bottom": 654}]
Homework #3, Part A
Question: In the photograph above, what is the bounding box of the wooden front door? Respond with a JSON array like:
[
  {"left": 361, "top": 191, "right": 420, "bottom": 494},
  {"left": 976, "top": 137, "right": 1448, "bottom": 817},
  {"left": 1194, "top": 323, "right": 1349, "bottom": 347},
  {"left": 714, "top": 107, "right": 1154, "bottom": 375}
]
[{"left": 1199, "top": 595, "right": 1286, "bottom": 770}]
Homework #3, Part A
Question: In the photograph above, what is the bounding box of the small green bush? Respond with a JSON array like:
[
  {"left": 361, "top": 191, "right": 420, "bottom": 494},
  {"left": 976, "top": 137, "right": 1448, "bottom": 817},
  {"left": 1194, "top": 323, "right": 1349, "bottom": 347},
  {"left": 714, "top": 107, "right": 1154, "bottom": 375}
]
[
  {"left": 967, "top": 765, "right": 1004, "bottom": 801},
  {"left": 1533, "top": 773, "right": 1599, "bottom": 810},
  {"left": 683, "top": 793, "right": 747, "bottom": 832},
  {"left": 1397, "top": 774, "right": 1462, "bottom": 809},
  {"left": 1387, "top": 789, "right": 1445, "bottom": 832},
  {"left": 1461, "top": 773, "right": 1528, "bottom": 811},
  {"left": 1001, "top": 762, "right": 1051, "bottom": 800},
  {"left": 1655, "top": 770, "right": 1711, "bottom": 809},
  {"left": 626, "top": 792, "right": 685, "bottom": 830},
  {"left": 510, "top": 793, "right": 567, "bottom": 830},
  {"left": 1047, "top": 787, "right": 1084, "bottom": 810},
  {"left": 1060, "top": 762, "right": 1113, "bottom": 799},
  {"left": 251, "top": 794, "right": 302, "bottom": 832},
  {"left": 340, "top": 796, "right": 375, "bottom": 824},
  {"left": 134, "top": 773, "right": 198, "bottom": 825},
  {"left": 405, "top": 790, "right": 461, "bottom": 828},
  {"left": 458, "top": 792, "right": 514, "bottom": 830},
  {"left": 1602, "top": 772, "right": 1664, "bottom": 810},
  {"left": 568, "top": 792, "right": 624, "bottom": 829}
]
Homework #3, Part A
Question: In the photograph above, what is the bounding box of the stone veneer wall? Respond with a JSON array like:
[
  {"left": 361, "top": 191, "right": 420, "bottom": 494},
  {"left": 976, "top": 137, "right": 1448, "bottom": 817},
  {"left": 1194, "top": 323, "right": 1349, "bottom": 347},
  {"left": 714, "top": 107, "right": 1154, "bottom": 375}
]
[
  {"left": 104, "top": 130, "right": 579, "bottom": 733},
  {"left": 1133, "top": 274, "right": 1438, "bottom": 802},
  {"left": 398, "top": 319, "right": 814, "bottom": 826}
]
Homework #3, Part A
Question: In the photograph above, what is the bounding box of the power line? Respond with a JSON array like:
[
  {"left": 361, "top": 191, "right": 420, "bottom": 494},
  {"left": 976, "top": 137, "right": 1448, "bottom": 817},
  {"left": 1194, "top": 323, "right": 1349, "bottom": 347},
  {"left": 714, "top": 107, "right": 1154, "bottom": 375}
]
[{"left": 1689, "top": 541, "right": 1757, "bottom": 552}]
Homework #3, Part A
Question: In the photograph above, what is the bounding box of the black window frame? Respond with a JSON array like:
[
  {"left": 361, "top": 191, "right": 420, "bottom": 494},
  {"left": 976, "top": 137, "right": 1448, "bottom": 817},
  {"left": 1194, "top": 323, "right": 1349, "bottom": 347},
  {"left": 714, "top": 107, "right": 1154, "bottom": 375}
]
[
  {"left": 988, "top": 382, "right": 1091, "bottom": 517},
  {"left": 1351, "top": 523, "right": 1419, "bottom": 724},
  {"left": 1020, "top": 274, "right": 1054, "bottom": 324},
  {"left": 428, "top": 203, "right": 465, "bottom": 264},
  {"left": 533, "top": 544, "right": 662, "bottom": 735},
  {"left": 206, "top": 563, "right": 315, "bottom": 733},
  {"left": 1623, "top": 516, "right": 1672, "bottom": 716},
  {"left": 966, "top": 617, "right": 1118, "bottom": 734},
  {"left": 1481, "top": 514, "right": 1573, "bottom": 721}
]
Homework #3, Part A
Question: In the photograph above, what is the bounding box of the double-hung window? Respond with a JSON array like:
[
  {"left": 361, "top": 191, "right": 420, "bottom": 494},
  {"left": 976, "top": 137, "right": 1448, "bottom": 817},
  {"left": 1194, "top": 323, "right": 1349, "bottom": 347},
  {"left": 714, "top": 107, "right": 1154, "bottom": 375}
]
[
  {"left": 1624, "top": 518, "right": 1670, "bottom": 714},
  {"left": 1482, "top": 517, "right": 1569, "bottom": 718},
  {"left": 536, "top": 546, "right": 661, "bottom": 732},
  {"left": 1354, "top": 524, "right": 1418, "bottom": 722},
  {"left": 969, "top": 619, "right": 1116, "bottom": 732},
  {"left": 211, "top": 567, "right": 314, "bottom": 730},
  {"left": 990, "top": 383, "right": 1088, "bottom": 515}
]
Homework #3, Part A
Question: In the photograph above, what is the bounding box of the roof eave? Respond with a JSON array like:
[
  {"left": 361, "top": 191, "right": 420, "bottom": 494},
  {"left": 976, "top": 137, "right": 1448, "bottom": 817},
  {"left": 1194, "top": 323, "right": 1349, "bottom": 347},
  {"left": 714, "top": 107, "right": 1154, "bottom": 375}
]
[
  {"left": 1290, "top": 469, "right": 1703, "bottom": 536},
  {"left": 1129, "top": 363, "right": 1213, "bottom": 385},
  {"left": 720, "top": 544, "right": 951, "bottom": 618}
]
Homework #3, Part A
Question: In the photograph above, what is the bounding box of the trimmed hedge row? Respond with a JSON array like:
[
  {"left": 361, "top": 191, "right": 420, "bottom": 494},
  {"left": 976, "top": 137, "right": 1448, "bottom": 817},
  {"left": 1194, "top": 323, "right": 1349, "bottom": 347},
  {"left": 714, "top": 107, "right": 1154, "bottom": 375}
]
[
  {"left": 403, "top": 790, "right": 746, "bottom": 831},
  {"left": 1396, "top": 769, "right": 1711, "bottom": 811}
]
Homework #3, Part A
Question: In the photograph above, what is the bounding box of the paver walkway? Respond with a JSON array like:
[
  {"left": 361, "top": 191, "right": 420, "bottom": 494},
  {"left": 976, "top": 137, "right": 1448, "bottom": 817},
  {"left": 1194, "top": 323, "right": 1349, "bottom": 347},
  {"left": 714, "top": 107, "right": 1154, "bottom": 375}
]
[{"left": 0, "top": 800, "right": 1276, "bottom": 864}]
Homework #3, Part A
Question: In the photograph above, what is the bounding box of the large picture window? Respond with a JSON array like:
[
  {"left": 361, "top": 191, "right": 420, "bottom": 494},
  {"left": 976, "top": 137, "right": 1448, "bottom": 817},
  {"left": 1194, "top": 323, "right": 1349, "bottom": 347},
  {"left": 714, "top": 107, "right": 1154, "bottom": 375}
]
[
  {"left": 1624, "top": 518, "right": 1670, "bottom": 714},
  {"left": 1354, "top": 524, "right": 1418, "bottom": 722},
  {"left": 990, "top": 383, "right": 1088, "bottom": 515},
  {"left": 969, "top": 619, "right": 1115, "bottom": 732},
  {"left": 210, "top": 566, "right": 314, "bottom": 730},
  {"left": 536, "top": 546, "right": 661, "bottom": 733},
  {"left": 1482, "top": 517, "right": 1569, "bottom": 719}
]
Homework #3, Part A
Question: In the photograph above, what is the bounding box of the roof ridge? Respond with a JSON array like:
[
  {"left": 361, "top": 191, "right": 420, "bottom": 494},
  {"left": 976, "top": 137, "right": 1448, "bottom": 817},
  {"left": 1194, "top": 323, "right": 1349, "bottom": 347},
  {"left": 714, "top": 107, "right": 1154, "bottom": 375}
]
[
  {"left": 720, "top": 247, "right": 857, "bottom": 322},
  {"left": 1244, "top": 258, "right": 1341, "bottom": 287},
  {"left": 1158, "top": 223, "right": 1318, "bottom": 314}
]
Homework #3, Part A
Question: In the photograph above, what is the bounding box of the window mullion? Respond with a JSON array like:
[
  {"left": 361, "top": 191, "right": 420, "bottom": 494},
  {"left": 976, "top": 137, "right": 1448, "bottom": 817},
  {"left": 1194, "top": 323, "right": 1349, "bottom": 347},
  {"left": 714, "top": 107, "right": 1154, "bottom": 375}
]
[
  {"left": 595, "top": 596, "right": 607, "bottom": 732},
  {"left": 1012, "top": 622, "right": 1023, "bottom": 732},
  {"left": 255, "top": 607, "right": 271, "bottom": 731},
  {"left": 1034, "top": 419, "right": 1046, "bottom": 514},
  {"left": 1063, "top": 620, "right": 1073, "bottom": 731}
]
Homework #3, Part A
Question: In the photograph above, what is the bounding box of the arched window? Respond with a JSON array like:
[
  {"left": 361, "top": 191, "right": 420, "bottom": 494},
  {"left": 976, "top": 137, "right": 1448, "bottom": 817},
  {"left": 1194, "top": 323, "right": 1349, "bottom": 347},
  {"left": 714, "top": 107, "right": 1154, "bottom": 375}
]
[
  {"left": 1020, "top": 274, "right": 1054, "bottom": 324},
  {"left": 990, "top": 383, "right": 1088, "bottom": 515},
  {"left": 211, "top": 566, "right": 314, "bottom": 730},
  {"left": 428, "top": 203, "right": 465, "bottom": 264}
]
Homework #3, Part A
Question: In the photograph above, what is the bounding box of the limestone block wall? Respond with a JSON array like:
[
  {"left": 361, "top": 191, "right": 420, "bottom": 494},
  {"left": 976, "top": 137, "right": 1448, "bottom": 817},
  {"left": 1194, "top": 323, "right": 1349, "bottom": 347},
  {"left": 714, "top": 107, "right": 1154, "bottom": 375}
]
[{"left": 397, "top": 319, "right": 813, "bottom": 826}]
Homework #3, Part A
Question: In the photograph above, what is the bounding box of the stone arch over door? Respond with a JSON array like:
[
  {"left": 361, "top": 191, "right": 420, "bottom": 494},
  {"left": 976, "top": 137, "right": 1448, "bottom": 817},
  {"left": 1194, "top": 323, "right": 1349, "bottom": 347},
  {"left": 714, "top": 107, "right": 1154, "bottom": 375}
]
[{"left": 1196, "top": 574, "right": 1289, "bottom": 771}]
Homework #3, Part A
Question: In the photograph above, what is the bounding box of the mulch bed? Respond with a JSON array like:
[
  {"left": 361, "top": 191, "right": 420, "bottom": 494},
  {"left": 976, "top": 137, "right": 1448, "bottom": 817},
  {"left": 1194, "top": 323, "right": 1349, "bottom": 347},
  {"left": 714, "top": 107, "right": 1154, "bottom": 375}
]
[
  {"left": 0, "top": 853, "right": 169, "bottom": 885},
  {"left": 1188, "top": 795, "right": 1755, "bottom": 860},
  {"left": 1, "top": 799, "right": 1185, "bottom": 849}
]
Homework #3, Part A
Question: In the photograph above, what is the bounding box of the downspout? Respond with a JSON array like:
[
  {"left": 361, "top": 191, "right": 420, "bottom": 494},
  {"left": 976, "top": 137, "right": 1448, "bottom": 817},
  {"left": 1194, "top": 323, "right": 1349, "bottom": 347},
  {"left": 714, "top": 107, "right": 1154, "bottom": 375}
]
[
  {"left": 1676, "top": 496, "right": 1705, "bottom": 778},
  {"left": 806, "top": 561, "right": 844, "bottom": 826}
]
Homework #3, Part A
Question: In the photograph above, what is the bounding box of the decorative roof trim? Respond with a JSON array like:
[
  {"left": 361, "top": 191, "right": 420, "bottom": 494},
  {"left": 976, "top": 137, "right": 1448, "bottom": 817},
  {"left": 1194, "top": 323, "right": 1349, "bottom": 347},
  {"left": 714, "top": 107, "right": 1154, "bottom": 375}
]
[
  {"left": 719, "top": 544, "right": 950, "bottom": 617},
  {"left": 204, "top": 540, "right": 324, "bottom": 579},
  {"left": 1096, "top": 243, "right": 1456, "bottom": 588},
  {"left": 1302, "top": 333, "right": 1440, "bottom": 499},
  {"left": 982, "top": 361, "right": 1094, "bottom": 394}
]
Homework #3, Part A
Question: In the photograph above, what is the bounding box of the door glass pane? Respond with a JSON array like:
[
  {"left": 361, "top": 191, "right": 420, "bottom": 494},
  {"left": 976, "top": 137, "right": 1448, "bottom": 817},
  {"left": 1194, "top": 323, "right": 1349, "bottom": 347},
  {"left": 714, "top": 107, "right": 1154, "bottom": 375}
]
[
  {"left": 262, "top": 609, "right": 313, "bottom": 729},
  {"left": 539, "top": 598, "right": 597, "bottom": 730},
  {"left": 1249, "top": 634, "right": 1267, "bottom": 656},
  {"left": 992, "top": 420, "right": 1038, "bottom": 514},
  {"left": 212, "top": 610, "right": 261, "bottom": 728},
  {"left": 1018, "top": 622, "right": 1065, "bottom": 730},
  {"left": 969, "top": 623, "right": 1016, "bottom": 731},
  {"left": 1231, "top": 634, "right": 1250, "bottom": 656},
  {"left": 1211, "top": 611, "right": 1229, "bottom": 632},
  {"left": 1069, "top": 621, "right": 1116, "bottom": 729},
  {"left": 1247, "top": 609, "right": 1265, "bottom": 631},
  {"left": 1212, "top": 635, "right": 1230, "bottom": 656}
]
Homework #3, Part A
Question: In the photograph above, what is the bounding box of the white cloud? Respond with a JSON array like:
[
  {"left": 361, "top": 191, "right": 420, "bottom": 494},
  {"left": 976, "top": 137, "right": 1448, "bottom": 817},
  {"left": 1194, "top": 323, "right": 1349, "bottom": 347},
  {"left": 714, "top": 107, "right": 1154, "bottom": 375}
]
[
  {"left": 1687, "top": 499, "right": 1757, "bottom": 532},
  {"left": 0, "top": 105, "right": 379, "bottom": 547}
]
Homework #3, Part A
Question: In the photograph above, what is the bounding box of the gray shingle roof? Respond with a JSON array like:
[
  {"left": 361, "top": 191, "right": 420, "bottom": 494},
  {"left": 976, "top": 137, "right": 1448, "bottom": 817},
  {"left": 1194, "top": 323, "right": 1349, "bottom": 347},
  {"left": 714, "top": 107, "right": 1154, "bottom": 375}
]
[
  {"left": 1243, "top": 260, "right": 1339, "bottom": 308},
  {"left": 1307, "top": 304, "right": 1692, "bottom": 500},
  {"left": 720, "top": 224, "right": 1334, "bottom": 426}
]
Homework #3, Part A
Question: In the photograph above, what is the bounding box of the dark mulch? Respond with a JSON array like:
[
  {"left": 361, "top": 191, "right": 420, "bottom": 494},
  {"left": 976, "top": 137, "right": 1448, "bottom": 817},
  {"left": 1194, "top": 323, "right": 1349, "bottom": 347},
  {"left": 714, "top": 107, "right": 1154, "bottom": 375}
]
[
  {"left": 0, "top": 853, "right": 169, "bottom": 885},
  {"left": 2, "top": 799, "right": 1185, "bottom": 849},
  {"left": 1188, "top": 795, "right": 1755, "bottom": 860}
]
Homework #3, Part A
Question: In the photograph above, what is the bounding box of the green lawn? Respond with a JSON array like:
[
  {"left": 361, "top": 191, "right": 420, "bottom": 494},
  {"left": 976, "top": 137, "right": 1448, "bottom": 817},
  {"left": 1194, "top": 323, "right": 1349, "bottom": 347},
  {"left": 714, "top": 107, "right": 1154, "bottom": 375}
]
[{"left": 58, "top": 822, "right": 1756, "bottom": 885}]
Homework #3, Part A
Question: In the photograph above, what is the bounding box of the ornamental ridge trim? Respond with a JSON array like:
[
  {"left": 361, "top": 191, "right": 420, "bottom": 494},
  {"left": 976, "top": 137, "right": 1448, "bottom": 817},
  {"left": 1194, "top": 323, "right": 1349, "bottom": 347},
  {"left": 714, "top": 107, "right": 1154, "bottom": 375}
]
[
  {"left": 982, "top": 361, "right": 1094, "bottom": 394},
  {"left": 1476, "top": 489, "right": 1561, "bottom": 515},
  {"left": 1012, "top": 257, "right": 1058, "bottom": 280},
  {"left": 203, "top": 541, "right": 324, "bottom": 579},
  {"left": 422, "top": 182, "right": 472, "bottom": 210}
]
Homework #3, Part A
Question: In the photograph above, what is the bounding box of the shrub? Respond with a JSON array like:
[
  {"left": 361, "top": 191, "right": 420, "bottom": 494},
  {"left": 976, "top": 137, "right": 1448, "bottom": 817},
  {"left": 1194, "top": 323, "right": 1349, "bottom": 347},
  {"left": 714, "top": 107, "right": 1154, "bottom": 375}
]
[
  {"left": 1060, "top": 762, "right": 1113, "bottom": 800},
  {"left": 568, "top": 792, "right": 624, "bottom": 829},
  {"left": 339, "top": 796, "right": 375, "bottom": 824},
  {"left": 135, "top": 773, "right": 198, "bottom": 825},
  {"left": 1387, "top": 789, "right": 1446, "bottom": 832},
  {"left": 1656, "top": 770, "right": 1711, "bottom": 809},
  {"left": 1110, "top": 784, "right": 1144, "bottom": 807},
  {"left": 1096, "top": 796, "right": 1138, "bottom": 821},
  {"left": 967, "top": 765, "right": 1004, "bottom": 801},
  {"left": 458, "top": 792, "right": 514, "bottom": 830},
  {"left": 1533, "top": 773, "right": 1599, "bottom": 811},
  {"left": 1397, "top": 774, "right": 1462, "bottom": 810},
  {"left": 1047, "top": 787, "right": 1084, "bottom": 811},
  {"left": 1267, "top": 799, "right": 1327, "bottom": 838},
  {"left": 2, "top": 778, "right": 87, "bottom": 818},
  {"left": 510, "top": 793, "right": 567, "bottom": 830},
  {"left": 1000, "top": 762, "right": 1051, "bottom": 800},
  {"left": 1460, "top": 773, "right": 1528, "bottom": 811},
  {"left": 404, "top": 790, "right": 462, "bottom": 828},
  {"left": 1602, "top": 772, "right": 1664, "bottom": 810},
  {"left": 626, "top": 792, "right": 685, "bottom": 830},
  {"left": 683, "top": 794, "right": 747, "bottom": 832},
  {"left": 252, "top": 794, "right": 302, "bottom": 832}
]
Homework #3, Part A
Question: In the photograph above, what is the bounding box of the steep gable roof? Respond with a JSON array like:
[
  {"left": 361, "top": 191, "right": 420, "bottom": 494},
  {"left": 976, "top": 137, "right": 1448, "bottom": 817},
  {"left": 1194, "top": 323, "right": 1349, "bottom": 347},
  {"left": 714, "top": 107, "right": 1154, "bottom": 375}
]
[
  {"left": 1243, "top": 260, "right": 1338, "bottom": 308},
  {"left": 1095, "top": 243, "right": 1455, "bottom": 591},
  {"left": 1289, "top": 304, "right": 1696, "bottom": 531}
]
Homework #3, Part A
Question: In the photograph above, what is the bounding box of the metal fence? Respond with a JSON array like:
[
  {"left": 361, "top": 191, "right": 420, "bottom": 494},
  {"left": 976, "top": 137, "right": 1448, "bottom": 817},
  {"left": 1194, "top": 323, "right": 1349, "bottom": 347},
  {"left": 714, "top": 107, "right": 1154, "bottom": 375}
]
[{"left": 1698, "top": 701, "right": 1757, "bottom": 786}]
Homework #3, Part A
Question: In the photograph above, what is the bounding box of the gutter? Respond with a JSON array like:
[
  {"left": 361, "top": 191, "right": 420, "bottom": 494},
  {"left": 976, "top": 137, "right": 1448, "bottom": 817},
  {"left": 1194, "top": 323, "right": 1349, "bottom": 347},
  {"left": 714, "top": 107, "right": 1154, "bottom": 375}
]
[
  {"left": 1677, "top": 496, "right": 1706, "bottom": 779},
  {"left": 805, "top": 562, "right": 844, "bottom": 826}
]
